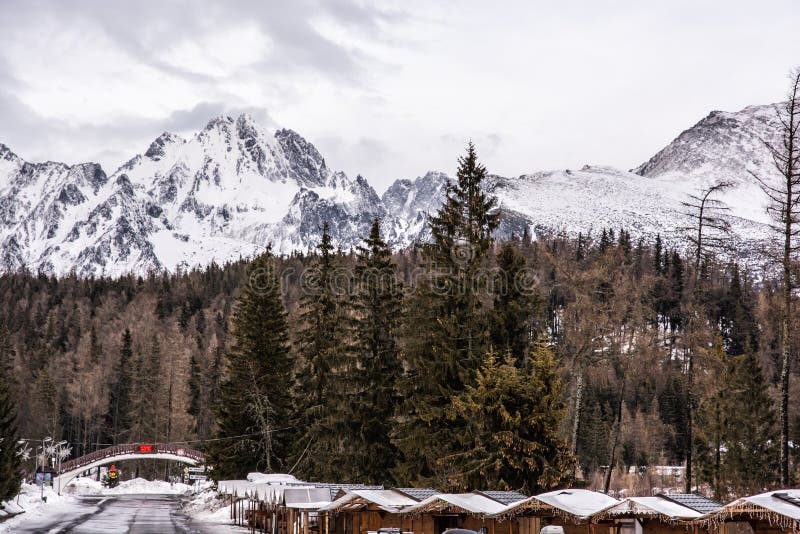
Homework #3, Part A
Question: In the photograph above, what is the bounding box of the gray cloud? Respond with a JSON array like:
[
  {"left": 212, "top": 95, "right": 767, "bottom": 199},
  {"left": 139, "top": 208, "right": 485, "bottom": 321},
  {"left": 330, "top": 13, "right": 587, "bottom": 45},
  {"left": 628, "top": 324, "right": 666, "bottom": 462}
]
[{"left": 1, "top": 0, "right": 799, "bottom": 191}]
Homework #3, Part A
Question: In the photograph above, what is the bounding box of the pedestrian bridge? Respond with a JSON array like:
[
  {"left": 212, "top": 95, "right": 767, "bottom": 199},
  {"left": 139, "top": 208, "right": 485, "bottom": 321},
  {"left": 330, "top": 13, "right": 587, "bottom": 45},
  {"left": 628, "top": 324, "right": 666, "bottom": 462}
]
[{"left": 54, "top": 443, "right": 205, "bottom": 492}]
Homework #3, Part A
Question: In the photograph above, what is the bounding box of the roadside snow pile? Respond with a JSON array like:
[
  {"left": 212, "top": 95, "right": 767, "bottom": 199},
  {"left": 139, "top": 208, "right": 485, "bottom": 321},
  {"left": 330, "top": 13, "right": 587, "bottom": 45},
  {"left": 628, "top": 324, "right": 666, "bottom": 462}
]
[
  {"left": 65, "top": 476, "right": 193, "bottom": 495},
  {"left": 65, "top": 477, "right": 104, "bottom": 494},
  {"left": 184, "top": 486, "right": 237, "bottom": 526},
  {"left": 0, "top": 483, "right": 77, "bottom": 533}
]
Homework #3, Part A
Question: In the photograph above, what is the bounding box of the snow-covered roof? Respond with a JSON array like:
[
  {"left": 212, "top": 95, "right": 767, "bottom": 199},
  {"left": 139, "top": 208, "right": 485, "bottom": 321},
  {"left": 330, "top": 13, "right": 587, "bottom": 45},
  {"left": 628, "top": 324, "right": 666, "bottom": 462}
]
[
  {"left": 403, "top": 493, "right": 507, "bottom": 515},
  {"left": 284, "top": 488, "right": 333, "bottom": 509},
  {"left": 247, "top": 484, "right": 318, "bottom": 504},
  {"left": 595, "top": 497, "right": 701, "bottom": 520},
  {"left": 493, "top": 489, "right": 619, "bottom": 520},
  {"left": 311, "top": 482, "right": 384, "bottom": 500},
  {"left": 247, "top": 473, "right": 304, "bottom": 484},
  {"left": 702, "top": 489, "right": 800, "bottom": 525},
  {"left": 218, "top": 479, "right": 258, "bottom": 495},
  {"left": 320, "top": 489, "right": 419, "bottom": 513}
]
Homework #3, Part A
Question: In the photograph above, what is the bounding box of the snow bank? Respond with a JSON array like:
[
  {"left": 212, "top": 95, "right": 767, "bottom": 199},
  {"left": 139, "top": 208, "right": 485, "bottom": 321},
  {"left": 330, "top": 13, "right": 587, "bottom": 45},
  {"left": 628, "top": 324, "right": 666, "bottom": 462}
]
[
  {"left": 183, "top": 486, "right": 243, "bottom": 527},
  {"left": 64, "top": 476, "right": 193, "bottom": 495},
  {"left": 0, "top": 483, "right": 78, "bottom": 533}
]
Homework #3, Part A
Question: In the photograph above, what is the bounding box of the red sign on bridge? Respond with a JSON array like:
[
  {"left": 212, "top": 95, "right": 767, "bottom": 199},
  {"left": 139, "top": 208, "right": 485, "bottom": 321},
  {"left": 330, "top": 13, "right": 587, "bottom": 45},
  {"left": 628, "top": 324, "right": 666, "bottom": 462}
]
[{"left": 138, "top": 444, "right": 154, "bottom": 453}]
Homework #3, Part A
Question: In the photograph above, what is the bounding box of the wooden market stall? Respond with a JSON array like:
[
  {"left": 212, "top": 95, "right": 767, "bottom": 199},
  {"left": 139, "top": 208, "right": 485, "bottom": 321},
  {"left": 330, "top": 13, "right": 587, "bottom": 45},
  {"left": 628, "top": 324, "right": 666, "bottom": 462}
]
[
  {"left": 699, "top": 490, "right": 800, "bottom": 534},
  {"left": 319, "top": 488, "right": 421, "bottom": 534},
  {"left": 400, "top": 492, "right": 521, "bottom": 534},
  {"left": 591, "top": 496, "right": 703, "bottom": 534},
  {"left": 490, "top": 489, "right": 620, "bottom": 534}
]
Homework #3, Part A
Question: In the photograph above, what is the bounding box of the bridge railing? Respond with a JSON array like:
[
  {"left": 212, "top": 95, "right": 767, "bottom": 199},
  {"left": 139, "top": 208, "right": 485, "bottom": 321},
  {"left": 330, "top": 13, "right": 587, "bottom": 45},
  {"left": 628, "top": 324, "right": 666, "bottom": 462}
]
[{"left": 57, "top": 443, "right": 205, "bottom": 474}]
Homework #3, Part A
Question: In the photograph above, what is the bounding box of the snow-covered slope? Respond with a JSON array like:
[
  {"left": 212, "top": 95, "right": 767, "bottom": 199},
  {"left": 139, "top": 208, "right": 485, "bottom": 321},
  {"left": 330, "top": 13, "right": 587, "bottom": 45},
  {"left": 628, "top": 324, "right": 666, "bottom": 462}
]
[
  {"left": 382, "top": 104, "right": 782, "bottom": 261},
  {"left": 0, "top": 103, "right": 785, "bottom": 276}
]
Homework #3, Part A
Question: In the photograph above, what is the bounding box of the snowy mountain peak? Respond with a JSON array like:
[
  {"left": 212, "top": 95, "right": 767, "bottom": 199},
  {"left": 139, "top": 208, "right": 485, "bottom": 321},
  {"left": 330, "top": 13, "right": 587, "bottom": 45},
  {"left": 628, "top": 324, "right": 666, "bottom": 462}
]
[
  {"left": 0, "top": 102, "right": 787, "bottom": 276},
  {"left": 144, "top": 132, "right": 184, "bottom": 161},
  {"left": 634, "top": 103, "right": 780, "bottom": 185},
  {"left": 0, "top": 143, "right": 18, "bottom": 161}
]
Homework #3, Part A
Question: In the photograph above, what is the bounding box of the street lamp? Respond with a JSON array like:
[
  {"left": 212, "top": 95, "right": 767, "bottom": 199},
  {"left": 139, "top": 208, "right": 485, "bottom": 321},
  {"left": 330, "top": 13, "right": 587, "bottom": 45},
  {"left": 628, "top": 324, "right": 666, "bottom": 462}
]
[
  {"left": 54, "top": 440, "right": 68, "bottom": 495},
  {"left": 40, "top": 437, "right": 52, "bottom": 502}
]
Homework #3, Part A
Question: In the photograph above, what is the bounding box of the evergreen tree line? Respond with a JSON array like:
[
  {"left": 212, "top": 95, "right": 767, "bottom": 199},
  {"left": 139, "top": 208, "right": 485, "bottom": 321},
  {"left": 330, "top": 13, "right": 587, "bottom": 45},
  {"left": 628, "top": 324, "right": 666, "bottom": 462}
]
[{"left": 0, "top": 145, "right": 793, "bottom": 498}]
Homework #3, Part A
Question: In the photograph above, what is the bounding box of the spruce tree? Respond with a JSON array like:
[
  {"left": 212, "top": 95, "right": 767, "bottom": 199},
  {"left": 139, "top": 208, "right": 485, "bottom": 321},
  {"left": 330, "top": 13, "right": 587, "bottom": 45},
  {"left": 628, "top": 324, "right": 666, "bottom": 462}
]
[
  {"left": 292, "top": 224, "right": 350, "bottom": 480},
  {"left": 0, "top": 325, "right": 20, "bottom": 501},
  {"left": 346, "top": 219, "right": 403, "bottom": 483},
  {"left": 692, "top": 334, "right": 727, "bottom": 500},
  {"left": 722, "top": 345, "right": 779, "bottom": 495},
  {"left": 395, "top": 143, "right": 499, "bottom": 488},
  {"left": 106, "top": 329, "right": 133, "bottom": 444},
  {"left": 491, "top": 242, "right": 541, "bottom": 363},
  {"left": 208, "top": 247, "right": 294, "bottom": 479},
  {"left": 448, "top": 342, "right": 575, "bottom": 493}
]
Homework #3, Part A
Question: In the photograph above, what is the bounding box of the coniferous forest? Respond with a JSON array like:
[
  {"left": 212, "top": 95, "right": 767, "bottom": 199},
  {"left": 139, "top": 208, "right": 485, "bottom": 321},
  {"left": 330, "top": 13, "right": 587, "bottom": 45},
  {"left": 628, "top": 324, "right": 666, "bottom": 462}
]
[{"left": 0, "top": 142, "right": 797, "bottom": 502}]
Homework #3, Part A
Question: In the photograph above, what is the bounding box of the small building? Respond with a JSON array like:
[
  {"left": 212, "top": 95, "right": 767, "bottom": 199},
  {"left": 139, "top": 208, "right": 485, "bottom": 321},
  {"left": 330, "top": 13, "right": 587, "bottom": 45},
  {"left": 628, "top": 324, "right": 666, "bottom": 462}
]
[
  {"left": 592, "top": 496, "right": 702, "bottom": 534},
  {"left": 401, "top": 492, "right": 517, "bottom": 534},
  {"left": 699, "top": 490, "right": 800, "bottom": 534},
  {"left": 320, "top": 488, "right": 423, "bottom": 534},
  {"left": 491, "top": 489, "right": 620, "bottom": 534}
]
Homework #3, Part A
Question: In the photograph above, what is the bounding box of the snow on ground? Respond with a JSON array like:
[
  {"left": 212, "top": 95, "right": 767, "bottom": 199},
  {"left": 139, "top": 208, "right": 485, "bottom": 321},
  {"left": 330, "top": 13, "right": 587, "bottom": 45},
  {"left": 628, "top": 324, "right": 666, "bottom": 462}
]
[
  {"left": 0, "top": 482, "right": 78, "bottom": 533},
  {"left": 0, "top": 478, "right": 227, "bottom": 532}
]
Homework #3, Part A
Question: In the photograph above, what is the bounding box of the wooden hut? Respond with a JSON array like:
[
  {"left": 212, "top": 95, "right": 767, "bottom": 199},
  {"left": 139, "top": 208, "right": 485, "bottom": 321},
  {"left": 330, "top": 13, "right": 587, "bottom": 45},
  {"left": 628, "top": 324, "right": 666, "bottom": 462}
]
[
  {"left": 491, "top": 489, "right": 620, "bottom": 534},
  {"left": 699, "top": 490, "right": 800, "bottom": 534},
  {"left": 283, "top": 487, "right": 335, "bottom": 534},
  {"left": 401, "top": 492, "right": 516, "bottom": 534},
  {"left": 591, "top": 496, "right": 702, "bottom": 534},
  {"left": 320, "top": 488, "right": 420, "bottom": 534}
]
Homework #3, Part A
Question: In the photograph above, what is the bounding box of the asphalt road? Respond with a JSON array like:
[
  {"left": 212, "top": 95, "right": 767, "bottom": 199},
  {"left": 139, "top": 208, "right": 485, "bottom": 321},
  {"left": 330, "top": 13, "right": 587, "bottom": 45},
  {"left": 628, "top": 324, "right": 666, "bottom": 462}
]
[{"left": 13, "top": 494, "right": 242, "bottom": 534}]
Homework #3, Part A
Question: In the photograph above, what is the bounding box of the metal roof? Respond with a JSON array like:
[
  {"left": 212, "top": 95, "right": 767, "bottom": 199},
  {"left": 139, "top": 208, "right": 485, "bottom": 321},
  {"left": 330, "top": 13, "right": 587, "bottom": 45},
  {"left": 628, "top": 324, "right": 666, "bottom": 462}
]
[
  {"left": 312, "top": 482, "right": 384, "bottom": 500},
  {"left": 774, "top": 492, "right": 800, "bottom": 509},
  {"left": 393, "top": 488, "right": 441, "bottom": 502},
  {"left": 658, "top": 493, "right": 723, "bottom": 515},
  {"left": 475, "top": 490, "right": 528, "bottom": 505}
]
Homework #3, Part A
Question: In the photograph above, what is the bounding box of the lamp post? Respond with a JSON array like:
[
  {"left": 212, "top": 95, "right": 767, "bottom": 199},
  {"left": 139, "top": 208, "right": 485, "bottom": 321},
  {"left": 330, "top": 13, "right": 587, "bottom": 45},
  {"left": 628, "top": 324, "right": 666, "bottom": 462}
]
[
  {"left": 54, "top": 440, "right": 67, "bottom": 495},
  {"left": 40, "top": 436, "right": 52, "bottom": 502}
]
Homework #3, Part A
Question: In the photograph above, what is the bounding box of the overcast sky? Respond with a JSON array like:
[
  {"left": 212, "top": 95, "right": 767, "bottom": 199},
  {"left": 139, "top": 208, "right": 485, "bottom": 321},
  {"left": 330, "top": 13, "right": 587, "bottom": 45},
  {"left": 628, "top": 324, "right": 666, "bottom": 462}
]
[{"left": 1, "top": 0, "right": 799, "bottom": 191}]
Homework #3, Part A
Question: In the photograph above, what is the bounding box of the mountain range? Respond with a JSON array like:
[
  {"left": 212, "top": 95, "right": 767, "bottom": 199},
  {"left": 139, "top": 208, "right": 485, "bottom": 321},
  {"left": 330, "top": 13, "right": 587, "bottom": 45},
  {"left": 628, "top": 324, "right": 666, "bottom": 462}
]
[{"left": 0, "top": 103, "right": 784, "bottom": 276}]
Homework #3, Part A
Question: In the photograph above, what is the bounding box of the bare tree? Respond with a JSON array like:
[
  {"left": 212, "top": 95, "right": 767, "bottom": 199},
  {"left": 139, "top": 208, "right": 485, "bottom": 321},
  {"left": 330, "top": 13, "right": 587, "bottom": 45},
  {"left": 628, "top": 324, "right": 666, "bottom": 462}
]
[
  {"left": 679, "top": 180, "right": 733, "bottom": 492},
  {"left": 681, "top": 181, "right": 734, "bottom": 280},
  {"left": 751, "top": 68, "right": 800, "bottom": 486}
]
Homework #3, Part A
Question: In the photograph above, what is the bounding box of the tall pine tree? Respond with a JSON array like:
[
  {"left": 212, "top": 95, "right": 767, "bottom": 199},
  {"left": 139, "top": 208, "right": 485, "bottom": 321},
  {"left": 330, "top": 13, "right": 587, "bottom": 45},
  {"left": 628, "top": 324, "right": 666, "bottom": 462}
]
[
  {"left": 491, "top": 241, "right": 541, "bottom": 363},
  {"left": 722, "top": 345, "right": 779, "bottom": 495},
  {"left": 292, "top": 224, "right": 351, "bottom": 480},
  {"left": 0, "top": 325, "right": 21, "bottom": 501},
  {"left": 106, "top": 328, "right": 133, "bottom": 445},
  {"left": 395, "top": 143, "right": 500, "bottom": 488},
  {"left": 346, "top": 219, "right": 403, "bottom": 483},
  {"left": 208, "top": 247, "right": 295, "bottom": 479}
]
